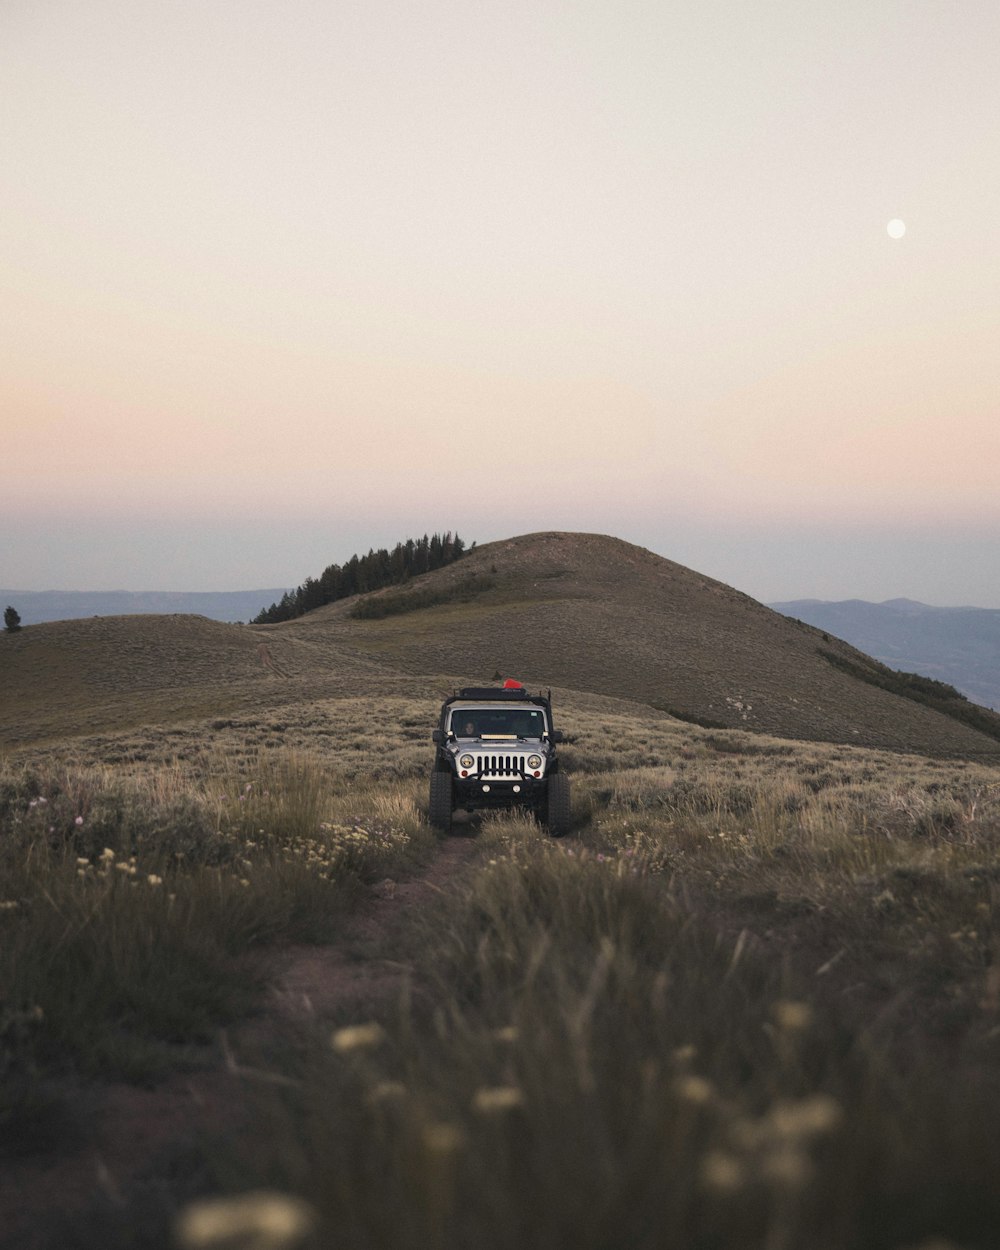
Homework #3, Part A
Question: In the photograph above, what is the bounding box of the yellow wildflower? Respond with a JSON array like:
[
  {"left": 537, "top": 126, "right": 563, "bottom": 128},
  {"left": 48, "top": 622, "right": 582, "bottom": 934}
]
[
  {"left": 767, "top": 1095, "right": 842, "bottom": 1140},
  {"left": 773, "top": 1000, "right": 812, "bottom": 1032},
  {"left": 674, "top": 1075, "right": 714, "bottom": 1105},
  {"left": 175, "top": 1189, "right": 317, "bottom": 1250},
  {"left": 330, "top": 1022, "right": 386, "bottom": 1054},
  {"left": 472, "top": 1086, "right": 524, "bottom": 1114},
  {"left": 367, "top": 1080, "right": 407, "bottom": 1104},
  {"left": 702, "top": 1150, "right": 746, "bottom": 1193}
]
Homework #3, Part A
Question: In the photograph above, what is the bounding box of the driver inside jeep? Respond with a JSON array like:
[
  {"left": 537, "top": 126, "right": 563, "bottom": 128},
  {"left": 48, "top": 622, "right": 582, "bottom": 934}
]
[{"left": 452, "top": 710, "right": 546, "bottom": 738}]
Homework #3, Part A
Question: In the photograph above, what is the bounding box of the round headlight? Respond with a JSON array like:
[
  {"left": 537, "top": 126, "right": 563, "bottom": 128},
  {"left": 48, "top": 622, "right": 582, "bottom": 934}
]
[
  {"left": 527, "top": 754, "right": 543, "bottom": 770},
  {"left": 459, "top": 754, "right": 475, "bottom": 770}
]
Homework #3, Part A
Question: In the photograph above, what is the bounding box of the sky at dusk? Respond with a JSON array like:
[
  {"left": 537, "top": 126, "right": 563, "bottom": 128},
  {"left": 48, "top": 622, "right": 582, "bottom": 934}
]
[{"left": 3, "top": 1, "right": 999, "bottom": 604}]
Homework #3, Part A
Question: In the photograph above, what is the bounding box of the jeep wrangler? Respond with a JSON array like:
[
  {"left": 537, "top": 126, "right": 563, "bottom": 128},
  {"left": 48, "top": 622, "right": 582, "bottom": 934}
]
[{"left": 428, "top": 684, "right": 571, "bottom": 835}]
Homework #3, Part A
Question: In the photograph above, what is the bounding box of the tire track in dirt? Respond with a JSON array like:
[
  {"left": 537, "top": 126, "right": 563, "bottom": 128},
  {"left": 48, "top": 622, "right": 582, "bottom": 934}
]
[
  {"left": 255, "top": 834, "right": 477, "bottom": 1027},
  {"left": 0, "top": 835, "right": 479, "bottom": 1250},
  {"left": 256, "top": 642, "right": 290, "bottom": 678}
]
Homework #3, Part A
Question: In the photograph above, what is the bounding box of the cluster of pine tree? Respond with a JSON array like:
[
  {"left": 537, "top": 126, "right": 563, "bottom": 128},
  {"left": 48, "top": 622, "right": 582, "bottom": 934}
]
[{"left": 252, "top": 532, "right": 471, "bottom": 624}]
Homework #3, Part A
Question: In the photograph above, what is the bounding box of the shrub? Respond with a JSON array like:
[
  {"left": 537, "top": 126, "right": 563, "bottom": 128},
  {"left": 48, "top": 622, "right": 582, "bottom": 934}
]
[
  {"left": 349, "top": 575, "right": 496, "bottom": 620},
  {"left": 818, "top": 647, "right": 1000, "bottom": 744}
]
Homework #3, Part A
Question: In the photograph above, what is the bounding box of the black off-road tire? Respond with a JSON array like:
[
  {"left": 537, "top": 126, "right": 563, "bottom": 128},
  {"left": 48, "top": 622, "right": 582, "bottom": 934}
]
[
  {"left": 428, "top": 770, "right": 454, "bottom": 833},
  {"left": 544, "top": 772, "right": 571, "bottom": 837}
]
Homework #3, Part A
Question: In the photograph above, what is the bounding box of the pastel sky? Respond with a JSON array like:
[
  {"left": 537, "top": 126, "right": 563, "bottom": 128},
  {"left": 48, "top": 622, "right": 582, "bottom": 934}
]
[{"left": 3, "top": 1, "right": 998, "bottom": 603}]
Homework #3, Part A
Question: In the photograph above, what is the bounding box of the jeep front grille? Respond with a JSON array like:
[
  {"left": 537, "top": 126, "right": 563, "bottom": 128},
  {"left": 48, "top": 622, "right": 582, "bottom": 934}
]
[{"left": 474, "top": 754, "right": 523, "bottom": 778}]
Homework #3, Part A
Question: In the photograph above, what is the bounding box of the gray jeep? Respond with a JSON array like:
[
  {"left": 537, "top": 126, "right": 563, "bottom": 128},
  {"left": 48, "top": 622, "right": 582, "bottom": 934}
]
[{"left": 429, "top": 685, "right": 571, "bottom": 835}]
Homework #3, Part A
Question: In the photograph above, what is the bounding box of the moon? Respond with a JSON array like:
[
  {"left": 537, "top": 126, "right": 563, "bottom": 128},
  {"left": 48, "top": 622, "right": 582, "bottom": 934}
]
[{"left": 887, "top": 218, "right": 906, "bottom": 239}]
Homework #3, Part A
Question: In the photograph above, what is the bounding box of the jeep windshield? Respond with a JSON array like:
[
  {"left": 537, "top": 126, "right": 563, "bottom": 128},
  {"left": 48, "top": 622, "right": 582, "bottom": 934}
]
[{"left": 450, "top": 707, "right": 547, "bottom": 740}]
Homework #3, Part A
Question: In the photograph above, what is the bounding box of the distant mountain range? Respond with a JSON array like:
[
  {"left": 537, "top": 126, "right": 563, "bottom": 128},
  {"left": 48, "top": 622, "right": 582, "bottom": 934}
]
[
  {"left": 769, "top": 598, "right": 1000, "bottom": 711},
  {"left": 0, "top": 589, "right": 290, "bottom": 626}
]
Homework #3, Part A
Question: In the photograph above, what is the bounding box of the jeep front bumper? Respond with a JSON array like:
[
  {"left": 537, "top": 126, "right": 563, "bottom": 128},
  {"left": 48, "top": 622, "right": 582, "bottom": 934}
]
[{"left": 452, "top": 774, "right": 546, "bottom": 808}]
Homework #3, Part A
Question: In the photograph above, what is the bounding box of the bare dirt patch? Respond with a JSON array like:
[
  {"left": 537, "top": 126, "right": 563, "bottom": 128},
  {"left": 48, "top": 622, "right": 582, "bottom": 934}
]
[{"left": 257, "top": 835, "right": 475, "bottom": 1027}]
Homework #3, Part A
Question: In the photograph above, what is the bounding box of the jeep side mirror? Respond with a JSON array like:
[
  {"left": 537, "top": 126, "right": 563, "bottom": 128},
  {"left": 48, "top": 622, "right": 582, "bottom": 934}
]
[
  {"left": 550, "top": 729, "right": 564, "bottom": 743},
  {"left": 432, "top": 729, "right": 443, "bottom": 744}
]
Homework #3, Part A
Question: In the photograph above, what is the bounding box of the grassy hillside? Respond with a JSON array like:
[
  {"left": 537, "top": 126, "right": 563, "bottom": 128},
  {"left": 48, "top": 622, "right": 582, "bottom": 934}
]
[
  {"left": 4, "top": 532, "right": 1000, "bottom": 759},
  {"left": 286, "top": 531, "right": 1000, "bottom": 759},
  {"left": 0, "top": 612, "right": 399, "bottom": 749}
]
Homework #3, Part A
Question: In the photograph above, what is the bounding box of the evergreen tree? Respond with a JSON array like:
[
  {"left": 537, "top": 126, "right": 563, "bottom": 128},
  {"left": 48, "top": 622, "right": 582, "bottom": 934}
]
[
  {"left": 4, "top": 606, "right": 22, "bottom": 632},
  {"left": 298, "top": 576, "right": 325, "bottom": 614},
  {"left": 389, "top": 542, "right": 407, "bottom": 582},
  {"left": 250, "top": 531, "right": 471, "bottom": 624},
  {"left": 319, "top": 562, "right": 343, "bottom": 602}
]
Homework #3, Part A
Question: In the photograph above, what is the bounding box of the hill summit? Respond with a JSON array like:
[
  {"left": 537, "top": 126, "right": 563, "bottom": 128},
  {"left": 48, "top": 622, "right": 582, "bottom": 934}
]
[{"left": 283, "top": 531, "right": 1000, "bottom": 758}]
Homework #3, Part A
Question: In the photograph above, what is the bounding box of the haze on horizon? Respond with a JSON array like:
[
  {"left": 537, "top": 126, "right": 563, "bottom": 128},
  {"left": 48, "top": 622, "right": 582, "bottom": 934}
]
[{"left": 3, "top": 1, "right": 999, "bottom": 606}]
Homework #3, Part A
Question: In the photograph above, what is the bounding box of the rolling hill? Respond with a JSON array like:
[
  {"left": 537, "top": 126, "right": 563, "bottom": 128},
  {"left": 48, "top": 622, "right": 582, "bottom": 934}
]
[{"left": 3, "top": 531, "right": 1000, "bottom": 758}]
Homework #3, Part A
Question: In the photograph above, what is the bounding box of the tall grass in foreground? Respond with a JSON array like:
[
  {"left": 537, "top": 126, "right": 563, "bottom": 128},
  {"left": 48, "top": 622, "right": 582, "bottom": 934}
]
[
  {"left": 0, "top": 754, "right": 433, "bottom": 1135},
  {"left": 202, "top": 801, "right": 1000, "bottom": 1250},
  {"left": 6, "top": 704, "right": 1000, "bottom": 1248}
]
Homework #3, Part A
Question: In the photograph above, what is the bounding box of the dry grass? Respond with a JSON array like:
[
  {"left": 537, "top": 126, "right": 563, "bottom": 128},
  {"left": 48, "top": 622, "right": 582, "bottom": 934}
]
[
  {"left": 4, "top": 662, "right": 1000, "bottom": 1247},
  {"left": 0, "top": 748, "right": 434, "bottom": 1105},
  {"left": 0, "top": 612, "right": 409, "bottom": 749},
  {"left": 194, "top": 747, "right": 1000, "bottom": 1250},
  {"left": 5, "top": 532, "right": 1000, "bottom": 759},
  {"left": 286, "top": 532, "right": 1000, "bottom": 757}
]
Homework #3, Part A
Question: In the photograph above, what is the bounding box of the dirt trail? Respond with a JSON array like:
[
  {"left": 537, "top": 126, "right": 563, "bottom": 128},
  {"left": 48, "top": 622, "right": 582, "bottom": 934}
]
[
  {"left": 256, "top": 641, "right": 290, "bottom": 677},
  {"left": 0, "top": 836, "right": 478, "bottom": 1250},
  {"left": 257, "top": 835, "right": 475, "bottom": 1026}
]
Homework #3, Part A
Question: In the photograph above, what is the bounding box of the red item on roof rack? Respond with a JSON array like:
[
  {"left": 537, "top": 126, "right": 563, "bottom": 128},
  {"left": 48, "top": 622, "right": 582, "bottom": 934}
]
[{"left": 503, "top": 678, "right": 523, "bottom": 688}]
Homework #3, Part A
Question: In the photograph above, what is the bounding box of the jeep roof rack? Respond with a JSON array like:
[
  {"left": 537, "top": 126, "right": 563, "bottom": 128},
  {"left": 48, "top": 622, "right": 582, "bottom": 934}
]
[{"left": 455, "top": 686, "right": 532, "bottom": 700}]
